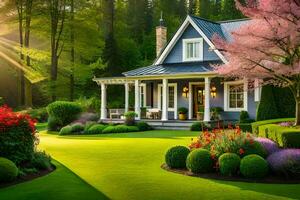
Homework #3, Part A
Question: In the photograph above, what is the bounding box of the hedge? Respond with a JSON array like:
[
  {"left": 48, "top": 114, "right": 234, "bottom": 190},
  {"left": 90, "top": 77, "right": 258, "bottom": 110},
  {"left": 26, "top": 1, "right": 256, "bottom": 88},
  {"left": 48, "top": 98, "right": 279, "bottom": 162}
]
[
  {"left": 102, "top": 125, "right": 139, "bottom": 134},
  {"left": 258, "top": 124, "right": 300, "bottom": 148},
  {"left": 251, "top": 118, "right": 294, "bottom": 135},
  {"left": 238, "top": 123, "right": 252, "bottom": 133},
  {"left": 256, "top": 85, "right": 279, "bottom": 121}
]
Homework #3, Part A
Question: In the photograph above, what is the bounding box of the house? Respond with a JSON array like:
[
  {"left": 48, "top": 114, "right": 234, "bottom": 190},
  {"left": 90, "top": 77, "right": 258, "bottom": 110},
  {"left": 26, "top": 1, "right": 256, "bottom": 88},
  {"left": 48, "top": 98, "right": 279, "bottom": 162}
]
[{"left": 93, "top": 15, "right": 261, "bottom": 125}]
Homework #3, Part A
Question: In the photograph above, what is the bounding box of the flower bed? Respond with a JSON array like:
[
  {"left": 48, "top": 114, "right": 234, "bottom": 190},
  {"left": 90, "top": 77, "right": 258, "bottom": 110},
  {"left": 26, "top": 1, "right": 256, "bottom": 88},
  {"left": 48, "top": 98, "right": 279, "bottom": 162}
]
[{"left": 163, "top": 126, "right": 300, "bottom": 183}]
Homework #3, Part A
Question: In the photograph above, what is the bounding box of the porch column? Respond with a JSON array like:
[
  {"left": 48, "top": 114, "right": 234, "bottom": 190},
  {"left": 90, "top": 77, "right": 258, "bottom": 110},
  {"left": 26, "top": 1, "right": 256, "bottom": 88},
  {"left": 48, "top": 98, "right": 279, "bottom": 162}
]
[
  {"left": 100, "top": 83, "right": 107, "bottom": 120},
  {"left": 134, "top": 80, "right": 141, "bottom": 120},
  {"left": 162, "top": 78, "right": 168, "bottom": 121},
  {"left": 125, "top": 82, "right": 129, "bottom": 113},
  {"left": 204, "top": 77, "right": 211, "bottom": 122}
]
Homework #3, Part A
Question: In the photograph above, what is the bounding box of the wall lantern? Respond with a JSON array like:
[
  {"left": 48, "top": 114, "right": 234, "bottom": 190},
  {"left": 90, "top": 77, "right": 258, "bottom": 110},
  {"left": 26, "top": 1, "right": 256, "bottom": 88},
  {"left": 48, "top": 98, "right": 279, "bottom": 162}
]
[
  {"left": 182, "top": 86, "right": 189, "bottom": 98},
  {"left": 211, "top": 86, "right": 217, "bottom": 98}
]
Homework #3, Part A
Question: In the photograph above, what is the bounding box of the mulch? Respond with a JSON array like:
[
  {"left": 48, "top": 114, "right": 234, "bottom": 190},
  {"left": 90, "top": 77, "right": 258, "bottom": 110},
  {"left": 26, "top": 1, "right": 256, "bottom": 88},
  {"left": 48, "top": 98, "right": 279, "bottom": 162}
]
[
  {"left": 0, "top": 165, "right": 56, "bottom": 188},
  {"left": 161, "top": 163, "right": 300, "bottom": 184}
]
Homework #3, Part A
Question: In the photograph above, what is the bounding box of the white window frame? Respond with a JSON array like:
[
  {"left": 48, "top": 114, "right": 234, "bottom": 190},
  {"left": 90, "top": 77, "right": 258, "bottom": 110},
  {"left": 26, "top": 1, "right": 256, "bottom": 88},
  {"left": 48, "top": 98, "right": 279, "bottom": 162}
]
[
  {"left": 224, "top": 80, "right": 248, "bottom": 112},
  {"left": 139, "top": 83, "right": 147, "bottom": 107},
  {"left": 158, "top": 83, "right": 178, "bottom": 119},
  {"left": 182, "top": 38, "right": 204, "bottom": 62}
]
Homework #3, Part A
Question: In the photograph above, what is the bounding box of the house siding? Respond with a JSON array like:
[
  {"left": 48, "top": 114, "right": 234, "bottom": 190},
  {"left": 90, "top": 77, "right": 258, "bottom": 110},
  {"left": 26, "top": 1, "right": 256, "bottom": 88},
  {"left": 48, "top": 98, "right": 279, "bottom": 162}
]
[{"left": 164, "top": 25, "right": 220, "bottom": 64}]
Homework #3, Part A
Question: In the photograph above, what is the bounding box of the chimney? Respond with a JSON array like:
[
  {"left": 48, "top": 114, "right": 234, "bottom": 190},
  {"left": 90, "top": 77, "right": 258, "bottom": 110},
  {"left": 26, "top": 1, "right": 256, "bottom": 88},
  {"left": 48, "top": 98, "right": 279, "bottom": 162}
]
[{"left": 156, "top": 12, "right": 167, "bottom": 57}]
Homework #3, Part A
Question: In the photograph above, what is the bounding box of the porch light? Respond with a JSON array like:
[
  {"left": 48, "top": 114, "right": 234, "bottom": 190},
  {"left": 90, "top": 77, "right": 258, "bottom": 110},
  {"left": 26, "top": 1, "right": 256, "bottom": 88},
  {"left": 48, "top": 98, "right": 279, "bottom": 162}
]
[
  {"left": 211, "top": 86, "right": 217, "bottom": 98},
  {"left": 182, "top": 86, "right": 189, "bottom": 98}
]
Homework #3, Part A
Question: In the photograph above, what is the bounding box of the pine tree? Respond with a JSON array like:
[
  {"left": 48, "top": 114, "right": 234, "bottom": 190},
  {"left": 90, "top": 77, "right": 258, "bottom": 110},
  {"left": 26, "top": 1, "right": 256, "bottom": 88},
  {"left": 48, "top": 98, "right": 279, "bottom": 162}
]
[{"left": 221, "top": 0, "right": 244, "bottom": 20}]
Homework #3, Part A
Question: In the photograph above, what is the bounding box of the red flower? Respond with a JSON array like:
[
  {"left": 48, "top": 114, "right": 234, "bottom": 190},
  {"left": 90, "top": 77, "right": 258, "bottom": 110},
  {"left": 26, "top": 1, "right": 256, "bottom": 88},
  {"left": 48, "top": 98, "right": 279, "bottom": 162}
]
[{"left": 239, "top": 148, "right": 245, "bottom": 155}]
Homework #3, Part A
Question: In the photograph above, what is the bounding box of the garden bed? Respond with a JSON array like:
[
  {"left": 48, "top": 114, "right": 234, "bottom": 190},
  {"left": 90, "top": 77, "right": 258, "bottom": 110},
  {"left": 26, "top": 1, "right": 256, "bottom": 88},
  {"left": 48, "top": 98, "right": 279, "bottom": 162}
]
[
  {"left": 0, "top": 164, "right": 56, "bottom": 188},
  {"left": 161, "top": 164, "right": 300, "bottom": 184}
]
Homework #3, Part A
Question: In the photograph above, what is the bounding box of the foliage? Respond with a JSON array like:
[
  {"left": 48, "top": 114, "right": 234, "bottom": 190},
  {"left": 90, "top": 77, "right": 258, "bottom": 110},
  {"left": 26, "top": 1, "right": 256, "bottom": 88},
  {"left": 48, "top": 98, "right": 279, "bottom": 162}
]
[
  {"left": 255, "top": 137, "right": 279, "bottom": 155},
  {"left": 238, "top": 123, "right": 252, "bottom": 133},
  {"left": 186, "top": 148, "right": 214, "bottom": 173},
  {"left": 210, "top": 107, "right": 223, "bottom": 120},
  {"left": 21, "top": 108, "right": 48, "bottom": 123},
  {"left": 59, "top": 125, "right": 73, "bottom": 135},
  {"left": 124, "top": 111, "right": 136, "bottom": 126},
  {"left": 83, "top": 121, "right": 97, "bottom": 134},
  {"left": 241, "top": 141, "right": 267, "bottom": 158},
  {"left": 273, "top": 87, "right": 295, "bottom": 118},
  {"left": 240, "top": 155, "right": 269, "bottom": 179},
  {"left": 86, "top": 124, "right": 107, "bottom": 134},
  {"left": 267, "top": 149, "right": 300, "bottom": 178},
  {"left": 31, "top": 151, "right": 52, "bottom": 170},
  {"left": 165, "top": 146, "right": 190, "bottom": 169},
  {"left": 75, "top": 97, "right": 101, "bottom": 113},
  {"left": 74, "top": 113, "right": 99, "bottom": 124},
  {"left": 190, "top": 122, "right": 209, "bottom": 131},
  {"left": 239, "top": 111, "right": 250, "bottom": 123},
  {"left": 0, "top": 157, "right": 18, "bottom": 182},
  {"left": 136, "top": 121, "right": 152, "bottom": 131},
  {"left": 102, "top": 125, "right": 139, "bottom": 134},
  {"left": 251, "top": 118, "right": 294, "bottom": 135},
  {"left": 0, "top": 105, "right": 37, "bottom": 165},
  {"left": 218, "top": 153, "right": 240, "bottom": 176},
  {"left": 258, "top": 124, "right": 300, "bottom": 148},
  {"left": 71, "top": 123, "right": 85, "bottom": 133},
  {"left": 178, "top": 107, "right": 188, "bottom": 115},
  {"left": 47, "top": 116, "right": 63, "bottom": 131}
]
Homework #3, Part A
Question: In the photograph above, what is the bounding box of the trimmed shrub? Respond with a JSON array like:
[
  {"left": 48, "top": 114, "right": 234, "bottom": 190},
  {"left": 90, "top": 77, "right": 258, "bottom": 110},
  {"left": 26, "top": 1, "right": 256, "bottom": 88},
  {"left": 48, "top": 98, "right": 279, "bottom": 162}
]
[
  {"left": 0, "top": 157, "right": 18, "bottom": 182},
  {"left": 59, "top": 125, "right": 73, "bottom": 135},
  {"left": 124, "top": 111, "right": 136, "bottom": 126},
  {"left": 267, "top": 149, "right": 300, "bottom": 178},
  {"left": 239, "top": 123, "right": 252, "bottom": 133},
  {"left": 31, "top": 151, "right": 52, "bottom": 170},
  {"left": 186, "top": 149, "right": 214, "bottom": 173},
  {"left": 136, "top": 121, "right": 151, "bottom": 131},
  {"left": 256, "top": 85, "right": 279, "bottom": 121},
  {"left": 71, "top": 123, "right": 84, "bottom": 133},
  {"left": 240, "top": 155, "right": 269, "bottom": 179},
  {"left": 273, "top": 87, "right": 295, "bottom": 118},
  {"left": 165, "top": 146, "right": 190, "bottom": 169},
  {"left": 258, "top": 124, "right": 300, "bottom": 148},
  {"left": 23, "top": 108, "right": 48, "bottom": 122},
  {"left": 240, "top": 111, "right": 250, "bottom": 123},
  {"left": 86, "top": 124, "right": 107, "bottom": 134},
  {"left": 47, "top": 101, "right": 82, "bottom": 127},
  {"left": 76, "top": 97, "right": 101, "bottom": 113},
  {"left": 255, "top": 137, "right": 279, "bottom": 155},
  {"left": 242, "top": 141, "right": 267, "bottom": 158},
  {"left": 218, "top": 153, "right": 241, "bottom": 176},
  {"left": 190, "top": 122, "right": 210, "bottom": 131},
  {"left": 47, "top": 116, "right": 62, "bottom": 131},
  {"left": 178, "top": 107, "right": 188, "bottom": 114},
  {"left": 84, "top": 121, "right": 97, "bottom": 134},
  {"left": 102, "top": 125, "right": 139, "bottom": 134},
  {"left": 251, "top": 118, "right": 294, "bottom": 135}
]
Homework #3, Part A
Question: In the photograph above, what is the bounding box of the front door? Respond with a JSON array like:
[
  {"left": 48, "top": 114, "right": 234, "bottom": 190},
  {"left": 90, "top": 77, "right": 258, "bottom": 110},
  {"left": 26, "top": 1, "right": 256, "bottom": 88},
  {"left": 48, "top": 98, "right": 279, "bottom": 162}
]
[{"left": 193, "top": 85, "right": 205, "bottom": 118}]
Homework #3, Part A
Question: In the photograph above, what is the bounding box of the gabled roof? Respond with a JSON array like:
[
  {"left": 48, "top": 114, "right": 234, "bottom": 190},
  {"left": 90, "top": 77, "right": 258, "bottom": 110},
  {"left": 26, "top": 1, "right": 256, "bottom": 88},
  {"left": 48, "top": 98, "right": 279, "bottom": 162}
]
[{"left": 123, "top": 61, "right": 221, "bottom": 77}]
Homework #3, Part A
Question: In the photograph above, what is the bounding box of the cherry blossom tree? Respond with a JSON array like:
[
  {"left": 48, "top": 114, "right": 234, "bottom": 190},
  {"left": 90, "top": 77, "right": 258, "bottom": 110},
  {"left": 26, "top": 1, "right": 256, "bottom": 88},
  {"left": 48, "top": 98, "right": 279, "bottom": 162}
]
[{"left": 213, "top": 0, "right": 300, "bottom": 125}]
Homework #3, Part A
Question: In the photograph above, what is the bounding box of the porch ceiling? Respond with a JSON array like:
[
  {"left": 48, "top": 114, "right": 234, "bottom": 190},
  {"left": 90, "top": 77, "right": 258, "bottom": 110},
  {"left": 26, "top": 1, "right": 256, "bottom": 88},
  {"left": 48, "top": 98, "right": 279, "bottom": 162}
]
[{"left": 92, "top": 77, "right": 134, "bottom": 85}]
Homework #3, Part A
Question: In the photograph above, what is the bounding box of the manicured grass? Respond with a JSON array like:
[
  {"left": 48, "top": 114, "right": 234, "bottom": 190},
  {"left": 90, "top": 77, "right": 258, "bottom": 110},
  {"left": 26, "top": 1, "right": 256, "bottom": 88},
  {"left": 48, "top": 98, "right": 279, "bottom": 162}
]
[
  {"left": 0, "top": 160, "right": 108, "bottom": 200},
  {"left": 1, "top": 129, "right": 300, "bottom": 200}
]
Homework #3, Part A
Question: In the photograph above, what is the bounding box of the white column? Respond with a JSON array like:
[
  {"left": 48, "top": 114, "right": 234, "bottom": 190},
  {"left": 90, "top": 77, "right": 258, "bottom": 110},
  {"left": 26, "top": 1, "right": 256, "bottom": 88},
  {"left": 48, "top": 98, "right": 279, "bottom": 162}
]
[
  {"left": 134, "top": 80, "right": 141, "bottom": 120},
  {"left": 125, "top": 83, "right": 129, "bottom": 113},
  {"left": 100, "top": 83, "right": 107, "bottom": 120},
  {"left": 254, "top": 78, "right": 261, "bottom": 102},
  {"left": 188, "top": 83, "right": 192, "bottom": 119},
  {"left": 204, "top": 77, "right": 211, "bottom": 122},
  {"left": 162, "top": 78, "right": 169, "bottom": 121}
]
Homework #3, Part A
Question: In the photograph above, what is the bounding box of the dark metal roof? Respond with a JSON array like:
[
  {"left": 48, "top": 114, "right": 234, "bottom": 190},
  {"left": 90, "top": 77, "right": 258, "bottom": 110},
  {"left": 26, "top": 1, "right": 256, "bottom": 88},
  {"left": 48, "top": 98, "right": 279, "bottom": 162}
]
[{"left": 123, "top": 61, "right": 221, "bottom": 77}]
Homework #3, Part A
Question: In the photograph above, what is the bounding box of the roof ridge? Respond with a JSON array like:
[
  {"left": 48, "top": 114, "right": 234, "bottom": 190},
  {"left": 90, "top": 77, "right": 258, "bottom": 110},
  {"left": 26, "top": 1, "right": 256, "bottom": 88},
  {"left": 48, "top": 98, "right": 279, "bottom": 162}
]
[
  {"left": 218, "top": 18, "right": 250, "bottom": 23},
  {"left": 189, "top": 15, "right": 220, "bottom": 25}
]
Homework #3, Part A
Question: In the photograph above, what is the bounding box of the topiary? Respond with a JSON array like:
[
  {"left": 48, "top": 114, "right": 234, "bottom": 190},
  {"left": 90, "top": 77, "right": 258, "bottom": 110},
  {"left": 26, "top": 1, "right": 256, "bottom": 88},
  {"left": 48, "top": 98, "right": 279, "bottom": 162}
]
[
  {"left": 59, "top": 126, "right": 73, "bottom": 135},
  {"left": 86, "top": 124, "right": 106, "bottom": 134},
  {"left": 240, "top": 111, "right": 250, "bottom": 123},
  {"left": 136, "top": 121, "right": 151, "bottom": 131},
  {"left": 71, "top": 123, "right": 84, "bottom": 133},
  {"left": 242, "top": 141, "right": 268, "bottom": 158},
  {"left": 218, "top": 153, "right": 241, "bottom": 176},
  {"left": 186, "top": 149, "right": 214, "bottom": 173},
  {"left": 256, "top": 85, "right": 279, "bottom": 121},
  {"left": 165, "top": 146, "right": 190, "bottom": 169},
  {"left": 0, "top": 157, "right": 18, "bottom": 182},
  {"left": 240, "top": 154, "right": 269, "bottom": 179}
]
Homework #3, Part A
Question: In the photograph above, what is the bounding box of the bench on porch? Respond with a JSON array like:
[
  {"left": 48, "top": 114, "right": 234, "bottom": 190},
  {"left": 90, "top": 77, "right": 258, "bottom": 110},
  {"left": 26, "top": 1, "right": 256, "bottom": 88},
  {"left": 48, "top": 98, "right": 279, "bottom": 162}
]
[
  {"left": 146, "top": 108, "right": 162, "bottom": 119},
  {"left": 109, "top": 109, "right": 125, "bottom": 119}
]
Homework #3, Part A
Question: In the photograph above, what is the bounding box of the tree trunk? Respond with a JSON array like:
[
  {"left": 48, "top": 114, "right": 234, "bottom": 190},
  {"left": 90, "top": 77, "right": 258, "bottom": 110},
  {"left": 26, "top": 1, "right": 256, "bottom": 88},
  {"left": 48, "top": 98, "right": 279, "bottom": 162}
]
[
  {"left": 70, "top": 0, "right": 75, "bottom": 101},
  {"left": 295, "top": 98, "right": 300, "bottom": 126},
  {"left": 51, "top": 53, "right": 58, "bottom": 101},
  {"left": 24, "top": 78, "right": 32, "bottom": 108},
  {"left": 24, "top": 0, "right": 33, "bottom": 66}
]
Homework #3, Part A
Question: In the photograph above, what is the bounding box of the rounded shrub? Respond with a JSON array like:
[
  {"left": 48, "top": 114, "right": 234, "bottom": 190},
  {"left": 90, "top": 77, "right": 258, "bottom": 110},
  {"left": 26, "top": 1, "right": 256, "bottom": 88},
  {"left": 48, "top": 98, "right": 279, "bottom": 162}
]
[
  {"left": 0, "top": 157, "right": 18, "bottom": 182},
  {"left": 242, "top": 141, "right": 267, "bottom": 158},
  {"left": 124, "top": 112, "right": 136, "bottom": 126},
  {"left": 87, "top": 124, "right": 106, "bottom": 134},
  {"left": 59, "top": 125, "right": 73, "bottom": 135},
  {"left": 84, "top": 121, "right": 97, "bottom": 134},
  {"left": 31, "top": 151, "right": 52, "bottom": 170},
  {"left": 102, "top": 125, "right": 139, "bottom": 134},
  {"left": 186, "top": 149, "right": 214, "bottom": 173},
  {"left": 240, "top": 154, "right": 269, "bottom": 179},
  {"left": 71, "top": 123, "right": 84, "bottom": 133},
  {"left": 136, "top": 121, "right": 151, "bottom": 131},
  {"left": 218, "top": 153, "right": 241, "bottom": 176},
  {"left": 47, "top": 116, "right": 62, "bottom": 131},
  {"left": 165, "top": 146, "right": 190, "bottom": 169},
  {"left": 47, "top": 101, "right": 82, "bottom": 126}
]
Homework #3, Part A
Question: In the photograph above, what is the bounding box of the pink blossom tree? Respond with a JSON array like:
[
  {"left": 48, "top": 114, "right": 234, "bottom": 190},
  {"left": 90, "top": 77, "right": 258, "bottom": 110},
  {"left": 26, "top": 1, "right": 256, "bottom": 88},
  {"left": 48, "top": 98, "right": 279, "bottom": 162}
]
[{"left": 213, "top": 0, "right": 300, "bottom": 125}]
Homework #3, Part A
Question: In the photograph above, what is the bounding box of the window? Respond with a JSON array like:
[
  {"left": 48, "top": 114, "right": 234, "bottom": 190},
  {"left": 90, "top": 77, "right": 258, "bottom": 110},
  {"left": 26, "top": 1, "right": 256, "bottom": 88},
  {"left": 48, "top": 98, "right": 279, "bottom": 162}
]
[
  {"left": 139, "top": 84, "right": 146, "bottom": 107},
  {"left": 224, "top": 81, "right": 248, "bottom": 112},
  {"left": 183, "top": 38, "right": 203, "bottom": 62},
  {"left": 158, "top": 83, "right": 177, "bottom": 113}
]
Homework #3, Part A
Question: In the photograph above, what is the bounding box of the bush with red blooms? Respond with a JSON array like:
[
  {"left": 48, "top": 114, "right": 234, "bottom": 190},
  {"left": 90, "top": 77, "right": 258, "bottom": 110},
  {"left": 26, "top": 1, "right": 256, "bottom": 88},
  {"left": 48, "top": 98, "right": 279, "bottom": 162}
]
[
  {"left": 189, "top": 125, "right": 266, "bottom": 162},
  {"left": 0, "top": 105, "right": 37, "bottom": 165}
]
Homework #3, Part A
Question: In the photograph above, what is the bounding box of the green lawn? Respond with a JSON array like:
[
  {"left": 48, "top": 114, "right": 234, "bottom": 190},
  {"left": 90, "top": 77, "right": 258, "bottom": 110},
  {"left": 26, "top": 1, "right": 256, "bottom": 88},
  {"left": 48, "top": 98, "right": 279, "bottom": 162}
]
[{"left": 1, "top": 130, "right": 300, "bottom": 200}]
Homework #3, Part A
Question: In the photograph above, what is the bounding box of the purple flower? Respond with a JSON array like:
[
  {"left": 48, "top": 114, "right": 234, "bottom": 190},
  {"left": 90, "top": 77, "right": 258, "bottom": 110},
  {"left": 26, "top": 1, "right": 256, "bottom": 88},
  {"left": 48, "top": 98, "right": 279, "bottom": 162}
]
[
  {"left": 255, "top": 137, "right": 279, "bottom": 155},
  {"left": 267, "top": 149, "right": 300, "bottom": 177},
  {"left": 278, "top": 122, "right": 293, "bottom": 127}
]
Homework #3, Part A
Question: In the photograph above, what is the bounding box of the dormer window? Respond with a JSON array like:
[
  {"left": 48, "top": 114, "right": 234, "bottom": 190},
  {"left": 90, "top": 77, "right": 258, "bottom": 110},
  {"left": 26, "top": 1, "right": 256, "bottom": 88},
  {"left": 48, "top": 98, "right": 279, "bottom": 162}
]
[{"left": 182, "top": 38, "right": 203, "bottom": 62}]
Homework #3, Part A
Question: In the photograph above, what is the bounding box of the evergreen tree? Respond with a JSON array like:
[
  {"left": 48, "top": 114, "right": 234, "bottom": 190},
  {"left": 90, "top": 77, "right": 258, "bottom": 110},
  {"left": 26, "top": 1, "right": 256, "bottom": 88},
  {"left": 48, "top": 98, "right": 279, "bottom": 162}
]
[{"left": 221, "top": 0, "right": 244, "bottom": 20}]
